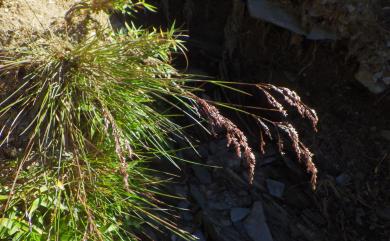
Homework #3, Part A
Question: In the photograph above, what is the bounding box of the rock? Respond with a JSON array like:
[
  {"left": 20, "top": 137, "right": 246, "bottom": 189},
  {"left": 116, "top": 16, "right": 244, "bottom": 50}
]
[
  {"left": 181, "top": 211, "right": 194, "bottom": 222},
  {"left": 190, "top": 185, "right": 206, "bottom": 209},
  {"left": 230, "top": 208, "right": 251, "bottom": 223},
  {"left": 177, "top": 200, "right": 191, "bottom": 209},
  {"left": 244, "top": 201, "right": 274, "bottom": 241},
  {"left": 204, "top": 210, "right": 232, "bottom": 227},
  {"left": 219, "top": 226, "right": 248, "bottom": 241},
  {"left": 259, "top": 155, "right": 278, "bottom": 167},
  {"left": 197, "top": 144, "right": 209, "bottom": 158},
  {"left": 335, "top": 173, "right": 351, "bottom": 186},
  {"left": 208, "top": 151, "right": 241, "bottom": 171},
  {"left": 247, "top": 0, "right": 305, "bottom": 35},
  {"left": 306, "top": 26, "right": 338, "bottom": 40},
  {"left": 281, "top": 156, "right": 305, "bottom": 178},
  {"left": 204, "top": 221, "right": 246, "bottom": 241},
  {"left": 207, "top": 190, "right": 252, "bottom": 210},
  {"left": 383, "top": 76, "right": 390, "bottom": 85},
  {"left": 355, "top": 67, "right": 387, "bottom": 94},
  {"left": 247, "top": 0, "right": 337, "bottom": 40},
  {"left": 208, "top": 139, "right": 228, "bottom": 155},
  {"left": 193, "top": 230, "right": 207, "bottom": 241},
  {"left": 380, "top": 130, "right": 390, "bottom": 141},
  {"left": 263, "top": 199, "right": 290, "bottom": 229},
  {"left": 208, "top": 141, "right": 219, "bottom": 155},
  {"left": 192, "top": 166, "right": 212, "bottom": 184},
  {"left": 208, "top": 200, "right": 233, "bottom": 210},
  {"left": 266, "top": 179, "right": 285, "bottom": 198},
  {"left": 382, "top": 69, "right": 390, "bottom": 84},
  {"left": 181, "top": 147, "right": 200, "bottom": 162},
  {"left": 174, "top": 185, "right": 189, "bottom": 197}
]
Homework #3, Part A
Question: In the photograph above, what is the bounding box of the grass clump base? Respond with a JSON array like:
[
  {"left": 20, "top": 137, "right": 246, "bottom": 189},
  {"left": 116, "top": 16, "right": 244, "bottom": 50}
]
[{"left": 0, "top": 7, "right": 196, "bottom": 240}]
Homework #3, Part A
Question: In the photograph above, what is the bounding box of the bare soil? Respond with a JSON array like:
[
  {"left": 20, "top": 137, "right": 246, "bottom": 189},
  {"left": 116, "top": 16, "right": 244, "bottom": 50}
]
[{"left": 0, "top": 0, "right": 72, "bottom": 46}]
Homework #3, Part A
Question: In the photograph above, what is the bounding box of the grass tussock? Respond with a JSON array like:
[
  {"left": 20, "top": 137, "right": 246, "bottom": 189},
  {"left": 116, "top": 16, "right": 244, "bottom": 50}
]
[{"left": 0, "top": 20, "right": 197, "bottom": 240}]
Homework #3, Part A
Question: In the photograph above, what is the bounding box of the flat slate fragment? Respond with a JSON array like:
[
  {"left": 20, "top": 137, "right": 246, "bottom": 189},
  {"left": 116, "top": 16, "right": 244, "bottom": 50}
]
[{"left": 244, "top": 201, "right": 274, "bottom": 241}]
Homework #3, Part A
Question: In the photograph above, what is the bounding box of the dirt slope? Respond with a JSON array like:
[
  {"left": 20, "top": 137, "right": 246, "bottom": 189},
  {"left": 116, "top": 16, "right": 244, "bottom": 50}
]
[{"left": 0, "top": 0, "right": 72, "bottom": 46}]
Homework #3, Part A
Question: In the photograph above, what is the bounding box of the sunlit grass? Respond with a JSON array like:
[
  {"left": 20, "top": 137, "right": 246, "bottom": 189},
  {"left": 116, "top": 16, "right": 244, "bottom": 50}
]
[{"left": 0, "top": 21, "right": 198, "bottom": 240}]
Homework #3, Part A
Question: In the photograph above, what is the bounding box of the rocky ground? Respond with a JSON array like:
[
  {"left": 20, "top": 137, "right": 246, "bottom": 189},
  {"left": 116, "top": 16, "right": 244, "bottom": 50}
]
[
  {"left": 158, "top": 134, "right": 390, "bottom": 241},
  {"left": 135, "top": 1, "right": 390, "bottom": 240},
  {"left": 167, "top": 140, "right": 320, "bottom": 241}
]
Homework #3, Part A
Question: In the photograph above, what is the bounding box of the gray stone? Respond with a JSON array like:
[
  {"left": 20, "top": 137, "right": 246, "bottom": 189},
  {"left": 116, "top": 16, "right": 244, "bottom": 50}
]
[
  {"left": 192, "top": 166, "right": 212, "bottom": 184},
  {"left": 208, "top": 200, "right": 232, "bottom": 211},
  {"left": 207, "top": 190, "right": 252, "bottom": 211},
  {"left": 266, "top": 179, "right": 285, "bottom": 198},
  {"left": 190, "top": 185, "right": 206, "bottom": 209},
  {"left": 335, "top": 173, "right": 351, "bottom": 186},
  {"left": 259, "top": 156, "right": 278, "bottom": 167},
  {"left": 220, "top": 226, "right": 248, "bottom": 241},
  {"left": 208, "top": 151, "right": 241, "bottom": 170},
  {"left": 181, "top": 147, "right": 200, "bottom": 162},
  {"left": 220, "top": 218, "right": 233, "bottom": 227},
  {"left": 247, "top": 0, "right": 337, "bottom": 40},
  {"left": 247, "top": 0, "right": 305, "bottom": 35},
  {"left": 281, "top": 156, "right": 305, "bottom": 178},
  {"left": 208, "top": 141, "right": 219, "bottom": 155},
  {"left": 177, "top": 200, "right": 191, "bottom": 209},
  {"left": 174, "top": 185, "right": 188, "bottom": 197},
  {"left": 193, "top": 230, "right": 207, "bottom": 241},
  {"left": 263, "top": 200, "right": 289, "bottom": 229},
  {"left": 383, "top": 76, "right": 390, "bottom": 85},
  {"left": 307, "top": 26, "right": 338, "bottom": 40},
  {"left": 171, "top": 226, "right": 193, "bottom": 241},
  {"left": 230, "top": 208, "right": 251, "bottom": 222},
  {"left": 244, "top": 201, "right": 273, "bottom": 241},
  {"left": 355, "top": 67, "right": 387, "bottom": 94},
  {"left": 181, "top": 211, "right": 193, "bottom": 222},
  {"left": 197, "top": 144, "right": 209, "bottom": 158},
  {"left": 208, "top": 139, "right": 228, "bottom": 155}
]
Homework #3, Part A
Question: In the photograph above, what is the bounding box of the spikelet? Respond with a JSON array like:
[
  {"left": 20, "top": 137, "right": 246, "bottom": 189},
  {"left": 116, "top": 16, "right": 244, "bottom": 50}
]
[
  {"left": 256, "top": 84, "right": 318, "bottom": 188},
  {"left": 269, "top": 85, "right": 318, "bottom": 130},
  {"left": 277, "top": 122, "right": 317, "bottom": 189},
  {"left": 193, "top": 82, "right": 319, "bottom": 189},
  {"left": 194, "top": 96, "right": 257, "bottom": 184}
]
